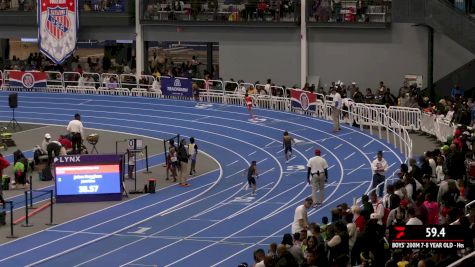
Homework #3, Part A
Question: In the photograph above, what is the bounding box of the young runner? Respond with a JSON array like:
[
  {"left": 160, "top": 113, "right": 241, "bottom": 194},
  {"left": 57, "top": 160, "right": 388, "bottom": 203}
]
[
  {"left": 188, "top": 137, "right": 198, "bottom": 175},
  {"left": 245, "top": 93, "right": 255, "bottom": 119},
  {"left": 246, "top": 161, "right": 258, "bottom": 196},
  {"left": 283, "top": 131, "right": 296, "bottom": 162}
]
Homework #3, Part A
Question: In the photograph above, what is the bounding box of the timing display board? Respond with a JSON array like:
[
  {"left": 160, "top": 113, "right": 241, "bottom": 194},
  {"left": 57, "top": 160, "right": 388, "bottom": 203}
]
[{"left": 54, "top": 154, "right": 123, "bottom": 202}]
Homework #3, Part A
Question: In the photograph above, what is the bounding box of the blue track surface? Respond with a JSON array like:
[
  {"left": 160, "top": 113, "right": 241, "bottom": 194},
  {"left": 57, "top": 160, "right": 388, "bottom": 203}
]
[{"left": 0, "top": 92, "right": 404, "bottom": 266}]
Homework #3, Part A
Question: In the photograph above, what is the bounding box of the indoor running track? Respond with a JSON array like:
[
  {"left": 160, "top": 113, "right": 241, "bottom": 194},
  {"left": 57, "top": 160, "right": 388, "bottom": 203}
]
[{"left": 0, "top": 92, "right": 404, "bottom": 267}]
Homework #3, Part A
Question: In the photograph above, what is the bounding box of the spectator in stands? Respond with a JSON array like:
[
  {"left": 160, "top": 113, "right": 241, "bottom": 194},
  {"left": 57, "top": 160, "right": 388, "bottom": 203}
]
[
  {"left": 451, "top": 84, "right": 464, "bottom": 100},
  {"left": 275, "top": 244, "right": 298, "bottom": 266},
  {"left": 386, "top": 199, "right": 409, "bottom": 227},
  {"left": 364, "top": 88, "right": 374, "bottom": 104},
  {"left": 369, "top": 191, "right": 384, "bottom": 225},
  {"left": 406, "top": 207, "right": 423, "bottom": 225},
  {"left": 106, "top": 76, "right": 118, "bottom": 89},
  {"left": 383, "top": 184, "right": 401, "bottom": 211},
  {"left": 289, "top": 233, "right": 305, "bottom": 265},
  {"left": 360, "top": 194, "right": 373, "bottom": 221},
  {"left": 326, "top": 220, "right": 349, "bottom": 264},
  {"left": 253, "top": 248, "right": 266, "bottom": 267}
]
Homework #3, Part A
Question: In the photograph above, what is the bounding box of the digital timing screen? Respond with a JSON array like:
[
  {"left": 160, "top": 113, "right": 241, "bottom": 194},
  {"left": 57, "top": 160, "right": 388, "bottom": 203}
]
[{"left": 55, "top": 164, "right": 121, "bottom": 195}]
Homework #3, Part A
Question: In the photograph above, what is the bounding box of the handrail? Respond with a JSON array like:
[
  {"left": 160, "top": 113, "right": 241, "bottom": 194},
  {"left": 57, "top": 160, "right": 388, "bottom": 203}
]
[{"left": 446, "top": 251, "right": 475, "bottom": 267}]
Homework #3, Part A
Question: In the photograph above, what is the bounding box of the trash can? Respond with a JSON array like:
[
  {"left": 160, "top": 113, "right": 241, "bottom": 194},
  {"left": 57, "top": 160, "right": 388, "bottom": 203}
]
[{"left": 148, "top": 179, "right": 156, "bottom": 194}]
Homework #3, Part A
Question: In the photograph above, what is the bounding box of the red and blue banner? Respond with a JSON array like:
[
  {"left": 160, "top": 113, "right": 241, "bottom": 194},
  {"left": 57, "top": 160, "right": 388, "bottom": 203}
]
[
  {"left": 38, "top": 0, "right": 78, "bottom": 64},
  {"left": 8, "top": 71, "right": 47, "bottom": 89},
  {"left": 160, "top": 77, "right": 193, "bottom": 97},
  {"left": 291, "top": 89, "right": 318, "bottom": 112}
]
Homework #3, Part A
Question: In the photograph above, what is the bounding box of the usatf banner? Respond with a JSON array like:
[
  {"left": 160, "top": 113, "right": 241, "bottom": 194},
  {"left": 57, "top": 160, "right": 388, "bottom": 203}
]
[
  {"left": 160, "top": 77, "right": 193, "bottom": 97},
  {"left": 8, "top": 71, "right": 47, "bottom": 89},
  {"left": 291, "top": 89, "right": 318, "bottom": 112},
  {"left": 38, "top": 0, "right": 78, "bottom": 64}
]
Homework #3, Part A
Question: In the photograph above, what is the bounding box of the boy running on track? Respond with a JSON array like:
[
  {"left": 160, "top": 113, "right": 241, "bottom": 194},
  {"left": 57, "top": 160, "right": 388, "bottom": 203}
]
[
  {"left": 245, "top": 93, "right": 255, "bottom": 119},
  {"left": 246, "top": 161, "right": 258, "bottom": 196},
  {"left": 283, "top": 131, "right": 296, "bottom": 162},
  {"left": 188, "top": 137, "right": 198, "bottom": 175}
]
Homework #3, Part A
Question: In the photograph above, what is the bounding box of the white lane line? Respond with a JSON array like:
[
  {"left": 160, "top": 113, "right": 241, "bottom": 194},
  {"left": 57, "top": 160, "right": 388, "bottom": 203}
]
[
  {"left": 334, "top": 144, "right": 343, "bottom": 150},
  {"left": 286, "top": 156, "right": 296, "bottom": 163},
  {"left": 188, "top": 218, "right": 221, "bottom": 222},
  {"left": 277, "top": 148, "right": 284, "bottom": 153},
  {"left": 258, "top": 168, "right": 275, "bottom": 177},
  {"left": 248, "top": 151, "right": 256, "bottom": 156},
  {"left": 328, "top": 165, "right": 335, "bottom": 170},
  {"left": 226, "top": 160, "right": 238, "bottom": 167},
  {"left": 389, "top": 162, "right": 396, "bottom": 169},
  {"left": 79, "top": 100, "right": 92, "bottom": 105},
  {"left": 344, "top": 152, "right": 355, "bottom": 160},
  {"left": 347, "top": 164, "right": 365, "bottom": 175},
  {"left": 363, "top": 139, "right": 374, "bottom": 148},
  {"left": 192, "top": 116, "right": 211, "bottom": 122},
  {"left": 265, "top": 140, "right": 275, "bottom": 147},
  {"left": 305, "top": 147, "right": 313, "bottom": 152},
  {"left": 257, "top": 158, "right": 268, "bottom": 164},
  {"left": 225, "top": 168, "right": 246, "bottom": 179}
]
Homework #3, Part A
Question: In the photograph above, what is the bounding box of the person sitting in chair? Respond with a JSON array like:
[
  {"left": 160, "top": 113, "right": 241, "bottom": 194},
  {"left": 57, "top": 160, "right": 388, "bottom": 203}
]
[{"left": 33, "top": 133, "right": 51, "bottom": 164}]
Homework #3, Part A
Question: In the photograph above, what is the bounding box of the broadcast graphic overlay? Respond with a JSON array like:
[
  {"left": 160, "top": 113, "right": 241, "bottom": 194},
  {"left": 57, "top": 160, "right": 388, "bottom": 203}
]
[{"left": 389, "top": 225, "right": 467, "bottom": 250}]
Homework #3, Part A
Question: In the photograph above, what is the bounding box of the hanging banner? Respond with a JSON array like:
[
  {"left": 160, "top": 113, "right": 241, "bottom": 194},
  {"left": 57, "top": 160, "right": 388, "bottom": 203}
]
[
  {"left": 8, "top": 71, "right": 47, "bottom": 89},
  {"left": 160, "top": 77, "right": 193, "bottom": 97},
  {"left": 291, "top": 89, "right": 318, "bottom": 112},
  {"left": 38, "top": 0, "right": 78, "bottom": 64}
]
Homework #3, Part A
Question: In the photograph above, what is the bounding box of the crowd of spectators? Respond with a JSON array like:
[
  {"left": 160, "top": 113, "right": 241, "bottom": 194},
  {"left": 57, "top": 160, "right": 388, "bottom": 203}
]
[
  {"left": 245, "top": 132, "right": 475, "bottom": 266},
  {"left": 143, "top": 0, "right": 299, "bottom": 22},
  {"left": 143, "top": 0, "right": 391, "bottom": 23},
  {"left": 309, "top": 0, "right": 390, "bottom": 23},
  {"left": 0, "top": 0, "right": 124, "bottom": 12}
]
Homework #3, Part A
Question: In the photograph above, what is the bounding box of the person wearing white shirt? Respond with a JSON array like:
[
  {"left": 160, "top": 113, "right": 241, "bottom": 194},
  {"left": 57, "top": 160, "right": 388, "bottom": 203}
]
[
  {"left": 291, "top": 198, "right": 313, "bottom": 234},
  {"left": 426, "top": 151, "right": 437, "bottom": 178},
  {"left": 406, "top": 207, "right": 423, "bottom": 225},
  {"left": 66, "top": 113, "right": 84, "bottom": 154},
  {"left": 370, "top": 191, "right": 385, "bottom": 225},
  {"left": 77, "top": 75, "right": 85, "bottom": 87},
  {"left": 371, "top": 151, "right": 389, "bottom": 197},
  {"left": 253, "top": 248, "right": 266, "bottom": 267},
  {"left": 264, "top": 78, "right": 272, "bottom": 95},
  {"left": 331, "top": 87, "right": 342, "bottom": 132},
  {"left": 306, "top": 149, "right": 329, "bottom": 206}
]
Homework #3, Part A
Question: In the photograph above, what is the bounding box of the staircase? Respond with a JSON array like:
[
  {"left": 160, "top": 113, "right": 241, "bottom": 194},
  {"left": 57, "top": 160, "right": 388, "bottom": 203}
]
[
  {"left": 434, "top": 58, "right": 475, "bottom": 98},
  {"left": 393, "top": 0, "right": 475, "bottom": 55},
  {"left": 425, "top": 0, "right": 475, "bottom": 55}
]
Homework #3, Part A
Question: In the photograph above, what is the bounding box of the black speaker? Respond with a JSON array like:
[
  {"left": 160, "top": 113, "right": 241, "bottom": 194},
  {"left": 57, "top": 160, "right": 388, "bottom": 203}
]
[{"left": 8, "top": 93, "right": 17, "bottom": 109}]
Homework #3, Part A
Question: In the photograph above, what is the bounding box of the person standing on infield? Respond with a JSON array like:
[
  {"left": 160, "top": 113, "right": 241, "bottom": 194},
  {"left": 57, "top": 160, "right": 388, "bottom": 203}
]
[
  {"left": 291, "top": 197, "right": 313, "bottom": 234},
  {"left": 67, "top": 113, "right": 84, "bottom": 154},
  {"left": 283, "top": 131, "right": 296, "bottom": 162},
  {"left": 247, "top": 160, "right": 258, "bottom": 195},
  {"left": 372, "top": 150, "right": 389, "bottom": 197},
  {"left": 306, "top": 149, "right": 329, "bottom": 207},
  {"left": 331, "top": 87, "right": 342, "bottom": 132}
]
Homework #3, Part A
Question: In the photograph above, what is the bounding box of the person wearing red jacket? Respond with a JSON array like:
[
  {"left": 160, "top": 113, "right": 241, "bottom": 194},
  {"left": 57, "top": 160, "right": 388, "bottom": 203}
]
[
  {"left": 0, "top": 153, "right": 10, "bottom": 208},
  {"left": 58, "top": 135, "right": 73, "bottom": 150}
]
